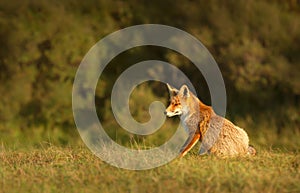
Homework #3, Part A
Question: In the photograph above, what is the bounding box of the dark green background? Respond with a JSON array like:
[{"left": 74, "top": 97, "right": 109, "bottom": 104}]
[{"left": 0, "top": 0, "right": 299, "bottom": 150}]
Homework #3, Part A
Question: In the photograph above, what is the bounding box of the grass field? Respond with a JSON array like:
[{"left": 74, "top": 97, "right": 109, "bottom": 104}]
[{"left": 1, "top": 143, "right": 299, "bottom": 193}]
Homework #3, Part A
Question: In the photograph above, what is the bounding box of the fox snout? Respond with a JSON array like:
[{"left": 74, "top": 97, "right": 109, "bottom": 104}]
[
  {"left": 164, "top": 109, "right": 173, "bottom": 117},
  {"left": 164, "top": 108, "right": 182, "bottom": 117},
  {"left": 164, "top": 110, "right": 174, "bottom": 117}
]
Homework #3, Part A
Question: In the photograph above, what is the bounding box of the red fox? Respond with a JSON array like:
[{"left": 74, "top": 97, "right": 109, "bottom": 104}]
[{"left": 165, "top": 84, "right": 256, "bottom": 157}]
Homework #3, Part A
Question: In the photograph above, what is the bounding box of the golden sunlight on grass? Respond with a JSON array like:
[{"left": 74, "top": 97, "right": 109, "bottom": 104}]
[{"left": 1, "top": 145, "right": 299, "bottom": 193}]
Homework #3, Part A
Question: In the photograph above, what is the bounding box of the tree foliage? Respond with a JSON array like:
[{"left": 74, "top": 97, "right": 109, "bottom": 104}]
[{"left": 0, "top": 0, "right": 299, "bottom": 140}]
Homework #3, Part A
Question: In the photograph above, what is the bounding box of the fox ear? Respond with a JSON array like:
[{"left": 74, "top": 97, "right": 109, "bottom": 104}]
[
  {"left": 166, "top": 83, "right": 179, "bottom": 96},
  {"left": 179, "top": 85, "right": 190, "bottom": 98}
]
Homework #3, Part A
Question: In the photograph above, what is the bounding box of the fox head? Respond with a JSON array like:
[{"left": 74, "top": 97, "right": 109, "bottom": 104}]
[{"left": 164, "top": 84, "right": 191, "bottom": 117}]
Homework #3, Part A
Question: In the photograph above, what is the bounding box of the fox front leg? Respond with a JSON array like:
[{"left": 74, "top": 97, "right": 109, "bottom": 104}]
[{"left": 179, "top": 132, "right": 201, "bottom": 158}]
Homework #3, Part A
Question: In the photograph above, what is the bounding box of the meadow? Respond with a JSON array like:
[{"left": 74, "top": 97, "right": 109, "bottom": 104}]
[{"left": 1, "top": 143, "right": 299, "bottom": 193}]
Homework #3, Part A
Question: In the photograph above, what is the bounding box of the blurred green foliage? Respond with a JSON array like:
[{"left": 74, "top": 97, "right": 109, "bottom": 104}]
[{"left": 0, "top": 0, "right": 299, "bottom": 149}]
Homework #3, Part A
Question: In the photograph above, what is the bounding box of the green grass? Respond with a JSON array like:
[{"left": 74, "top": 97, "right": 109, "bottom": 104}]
[{"left": 1, "top": 144, "right": 299, "bottom": 193}]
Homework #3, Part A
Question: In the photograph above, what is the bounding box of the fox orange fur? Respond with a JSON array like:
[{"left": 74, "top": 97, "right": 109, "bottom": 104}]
[{"left": 165, "top": 84, "right": 256, "bottom": 157}]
